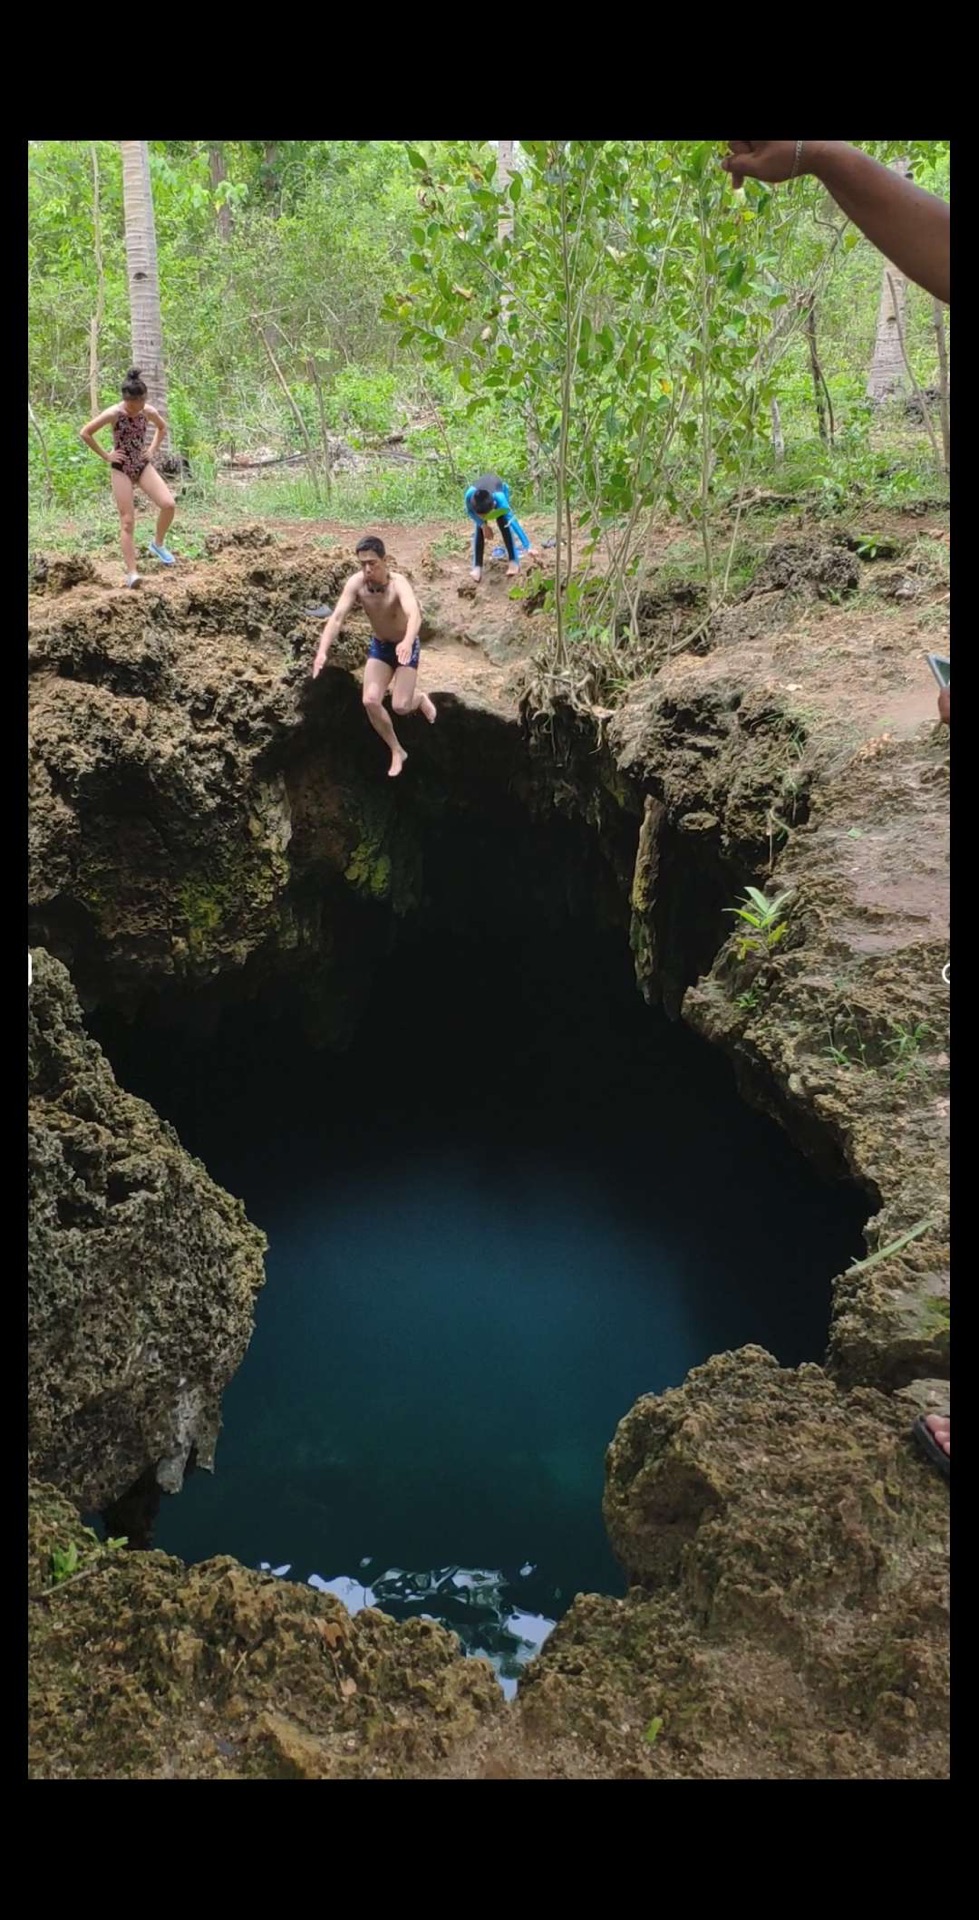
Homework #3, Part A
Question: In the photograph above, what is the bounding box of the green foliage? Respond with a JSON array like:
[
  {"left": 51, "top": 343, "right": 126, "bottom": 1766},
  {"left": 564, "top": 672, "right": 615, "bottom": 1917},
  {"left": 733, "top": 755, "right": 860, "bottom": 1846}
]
[
  {"left": 885, "top": 1020, "right": 933, "bottom": 1085},
  {"left": 387, "top": 139, "right": 807, "bottom": 656},
  {"left": 825, "top": 1031, "right": 865, "bottom": 1071},
  {"left": 47, "top": 1528, "right": 128, "bottom": 1591},
  {"left": 330, "top": 365, "right": 398, "bottom": 441},
  {"left": 824, "top": 1012, "right": 939, "bottom": 1082},
  {"left": 28, "top": 137, "right": 950, "bottom": 583},
  {"left": 345, "top": 838, "right": 393, "bottom": 900},
  {"left": 29, "top": 416, "right": 107, "bottom": 508},
  {"left": 726, "top": 886, "right": 794, "bottom": 961},
  {"left": 49, "top": 1541, "right": 81, "bottom": 1583}
]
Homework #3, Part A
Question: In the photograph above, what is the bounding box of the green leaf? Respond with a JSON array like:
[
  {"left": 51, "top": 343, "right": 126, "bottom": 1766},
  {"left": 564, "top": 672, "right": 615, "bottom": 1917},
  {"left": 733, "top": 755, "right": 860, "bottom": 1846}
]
[{"left": 644, "top": 1716, "right": 664, "bottom": 1746}]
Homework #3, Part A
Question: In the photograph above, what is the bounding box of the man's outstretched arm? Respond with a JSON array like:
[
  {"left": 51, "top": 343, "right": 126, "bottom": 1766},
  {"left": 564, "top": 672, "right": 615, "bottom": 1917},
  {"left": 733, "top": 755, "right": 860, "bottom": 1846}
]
[
  {"left": 394, "top": 577, "right": 423, "bottom": 665},
  {"left": 723, "top": 141, "right": 949, "bottom": 305},
  {"left": 313, "top": 576, "right": 360, "bottom": 678}
]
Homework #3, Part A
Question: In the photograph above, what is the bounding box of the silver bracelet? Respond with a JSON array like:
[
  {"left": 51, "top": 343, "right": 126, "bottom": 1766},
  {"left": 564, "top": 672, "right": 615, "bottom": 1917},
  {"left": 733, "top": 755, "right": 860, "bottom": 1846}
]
[{"left": 790, "top": 138, "right": 805, "bottom": 179}]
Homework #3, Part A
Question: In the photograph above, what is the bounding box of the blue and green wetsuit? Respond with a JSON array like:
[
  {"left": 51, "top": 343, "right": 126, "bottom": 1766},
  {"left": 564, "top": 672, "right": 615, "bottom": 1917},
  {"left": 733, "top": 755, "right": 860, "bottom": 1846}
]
[{"left": 464, "top": 474, "right": 531, "bottom": 569}]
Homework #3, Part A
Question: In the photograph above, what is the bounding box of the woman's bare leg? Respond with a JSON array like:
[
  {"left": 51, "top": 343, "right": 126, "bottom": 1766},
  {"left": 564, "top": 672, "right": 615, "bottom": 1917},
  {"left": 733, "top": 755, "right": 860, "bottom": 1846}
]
[
  {"left": 110, "top": 469, "right": 138, "bottom": 575},
  {"left": 138, "top": 462, "right": 176, "bottom": 544}
]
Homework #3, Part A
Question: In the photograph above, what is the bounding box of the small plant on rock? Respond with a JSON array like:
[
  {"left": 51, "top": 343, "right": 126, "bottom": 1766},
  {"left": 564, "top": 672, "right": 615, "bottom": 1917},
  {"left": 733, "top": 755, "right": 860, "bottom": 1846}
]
[
  {"left": 49, "top": 1542, "right": 82, "bottom": 1584},
  {"left": 727, "top": 886, "right": 794, "bottom": 962},
  {"left": 885, "top": 1020, "right": 933, "bottom": 1085},
  {"left": 46, "top": 1528, "right": 128, "bottom": 1594},
  {"left": 826, "top": 1035, "right": 856, "bottom": 1070}
]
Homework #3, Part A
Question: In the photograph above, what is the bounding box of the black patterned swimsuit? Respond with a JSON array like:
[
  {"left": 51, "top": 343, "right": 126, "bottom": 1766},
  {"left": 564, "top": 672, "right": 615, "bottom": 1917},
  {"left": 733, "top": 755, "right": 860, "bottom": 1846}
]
[{"left": 112, "top": 408, "right": 150, "bottom": 481}]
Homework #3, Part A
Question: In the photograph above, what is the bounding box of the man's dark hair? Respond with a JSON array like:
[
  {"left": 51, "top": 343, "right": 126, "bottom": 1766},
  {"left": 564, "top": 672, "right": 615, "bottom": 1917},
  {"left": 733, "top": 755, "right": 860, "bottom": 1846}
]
[
  {"left": 355, "top": 535, "right": 386, "bottom": 559},
  {"left": 472, "top": 489, "right": 495, "bottom": 516}
]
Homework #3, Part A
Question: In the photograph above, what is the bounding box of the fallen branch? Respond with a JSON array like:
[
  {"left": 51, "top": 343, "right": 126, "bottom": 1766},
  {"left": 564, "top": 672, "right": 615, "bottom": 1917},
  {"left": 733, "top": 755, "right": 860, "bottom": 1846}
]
[
  {"left": 31, "top": 1562, "right": 109, "bottom": 1603},
  {"left": 846, "top": 1217, "right": 940, "bottom": 1277},
  {"left": 220, "top": 451, "right": 307, "bottom": 471}
]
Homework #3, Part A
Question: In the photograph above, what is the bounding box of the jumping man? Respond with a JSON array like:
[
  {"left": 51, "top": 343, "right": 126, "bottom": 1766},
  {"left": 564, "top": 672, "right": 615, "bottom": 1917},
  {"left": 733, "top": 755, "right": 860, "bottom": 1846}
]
[{"left": 311, "top": 536, "right": 436, "bottom": 778}]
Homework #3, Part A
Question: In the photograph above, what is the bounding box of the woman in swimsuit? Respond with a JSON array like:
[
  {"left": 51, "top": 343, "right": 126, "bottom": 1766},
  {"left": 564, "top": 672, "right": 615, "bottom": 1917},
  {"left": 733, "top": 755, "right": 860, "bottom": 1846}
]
[{"left": 80, "top": 369, "right": 177, "bottom": 587}]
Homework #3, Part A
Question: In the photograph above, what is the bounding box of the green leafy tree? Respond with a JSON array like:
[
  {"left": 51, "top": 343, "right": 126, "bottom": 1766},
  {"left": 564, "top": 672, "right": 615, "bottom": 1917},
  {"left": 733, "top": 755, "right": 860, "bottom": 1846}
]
[{"left": 386, "top": 140, "right": 837, "bottom": 669}]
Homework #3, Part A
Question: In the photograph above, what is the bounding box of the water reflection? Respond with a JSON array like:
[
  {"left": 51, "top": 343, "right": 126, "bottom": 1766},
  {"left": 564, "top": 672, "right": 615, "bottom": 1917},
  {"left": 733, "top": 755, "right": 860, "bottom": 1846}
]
[{"left": 259, "top": 1558, "right": 556, "bottom": 1699}]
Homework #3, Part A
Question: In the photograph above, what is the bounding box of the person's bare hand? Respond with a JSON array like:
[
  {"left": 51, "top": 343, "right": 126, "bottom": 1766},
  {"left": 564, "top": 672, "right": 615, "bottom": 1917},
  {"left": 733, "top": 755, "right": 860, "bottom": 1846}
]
[
  {"left": 312, "top": 651, "right": 327, "bottom": 679},
  {"left": 722, "top": 141, "right": 805, "bottom": 188},
  {"left": 938, "top": 687, "right": 950, "bottom": 726},
  {"left": 396, "top": 638, "right": 414, "bottom": 667}
]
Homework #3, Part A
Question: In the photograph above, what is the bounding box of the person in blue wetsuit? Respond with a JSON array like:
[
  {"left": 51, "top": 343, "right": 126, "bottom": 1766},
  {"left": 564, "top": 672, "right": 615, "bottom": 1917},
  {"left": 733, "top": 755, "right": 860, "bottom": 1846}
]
[{"left": 465, "top": 473, "right": 531, "bottom": 583}]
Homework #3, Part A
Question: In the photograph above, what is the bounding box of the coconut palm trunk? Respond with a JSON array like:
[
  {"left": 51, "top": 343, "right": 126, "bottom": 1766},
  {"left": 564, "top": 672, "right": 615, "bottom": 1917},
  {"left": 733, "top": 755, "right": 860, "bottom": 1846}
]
[
  {"left": 866, "top": 158, "right": 912, "bottom": 403},
  {"left": 120, "top": 139, "right": 168, "bottom": 447}
]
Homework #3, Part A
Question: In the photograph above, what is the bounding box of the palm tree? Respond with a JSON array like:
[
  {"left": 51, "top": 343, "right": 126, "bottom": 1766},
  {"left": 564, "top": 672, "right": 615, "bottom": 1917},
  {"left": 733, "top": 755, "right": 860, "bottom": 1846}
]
[
  {"left": 866, "top": 158, "right": 912, "bottom": 403},
  {"left": 120, "top": 140, "right": 168, "bottom": 438}
]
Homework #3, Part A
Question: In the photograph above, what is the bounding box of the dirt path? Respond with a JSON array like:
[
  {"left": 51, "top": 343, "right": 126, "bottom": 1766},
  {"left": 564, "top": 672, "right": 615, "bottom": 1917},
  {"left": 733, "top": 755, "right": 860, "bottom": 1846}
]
[{"left": 34, "top": 505, "right": 949, "bottom": 740}]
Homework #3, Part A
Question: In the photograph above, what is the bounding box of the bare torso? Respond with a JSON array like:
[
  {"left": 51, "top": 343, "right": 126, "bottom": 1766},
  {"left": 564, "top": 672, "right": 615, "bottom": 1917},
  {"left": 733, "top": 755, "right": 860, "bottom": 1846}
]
[{"left": 353, "top": 572, "right": 411, "bottom": 641}]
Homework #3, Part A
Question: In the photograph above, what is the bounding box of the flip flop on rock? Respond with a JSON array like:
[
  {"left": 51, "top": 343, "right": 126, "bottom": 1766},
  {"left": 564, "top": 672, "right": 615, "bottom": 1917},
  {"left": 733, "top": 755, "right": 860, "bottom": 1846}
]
[
  {"left": 912, "top": 1414, "right": 950, "bottom": 1481},
  {"left": 304, "top": 605, "right": 333, "bottom": 619}
]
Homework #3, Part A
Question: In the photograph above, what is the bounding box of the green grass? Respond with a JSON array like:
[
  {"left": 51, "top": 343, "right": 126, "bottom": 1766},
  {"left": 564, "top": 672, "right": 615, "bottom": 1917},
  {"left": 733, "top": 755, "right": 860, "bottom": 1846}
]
[
  {"left": 29, "top": 462, "right": 467, "bottom": 559},
  {"left": 906, "top": 534, "right": 950, "bottom": 586},
  {"left": 885, "top": 1020, "right": 935, "bottom": 1085},
  {"left": 29, "top": 417, "right": 950, "bottom": 570}
]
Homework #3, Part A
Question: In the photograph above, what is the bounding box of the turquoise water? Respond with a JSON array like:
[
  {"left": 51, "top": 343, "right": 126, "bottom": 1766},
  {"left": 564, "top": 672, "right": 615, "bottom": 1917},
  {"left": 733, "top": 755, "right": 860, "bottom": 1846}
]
[{"left": 93, "top": 928, "right": 867, "bottom": 1694}]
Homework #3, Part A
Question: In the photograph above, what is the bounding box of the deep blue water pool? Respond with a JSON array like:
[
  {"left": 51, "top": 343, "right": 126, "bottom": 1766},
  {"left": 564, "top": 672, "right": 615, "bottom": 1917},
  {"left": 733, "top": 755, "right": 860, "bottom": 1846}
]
[{"left": 93, "top": 926, "right": 866, "bottom": 1694}]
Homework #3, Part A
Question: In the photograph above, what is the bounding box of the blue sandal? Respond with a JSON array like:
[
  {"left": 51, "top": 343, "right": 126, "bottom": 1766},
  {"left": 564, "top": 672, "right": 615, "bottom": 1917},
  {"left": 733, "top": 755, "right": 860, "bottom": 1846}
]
[{"left": 149, "top": 541, "right": 176, "bottom": 566}]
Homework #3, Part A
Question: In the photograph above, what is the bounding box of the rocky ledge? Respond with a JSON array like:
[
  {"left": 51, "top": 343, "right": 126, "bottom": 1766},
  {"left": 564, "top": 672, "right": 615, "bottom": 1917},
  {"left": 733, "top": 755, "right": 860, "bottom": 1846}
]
[
  {"left": 29, "top": 1348, "right": 948, "bottom": 1779},
  {"left": 28, "top": 948, "right": 265, "bottom": 1513},
  {"left": 27, "top": 522, "right": 949, "bottom": 1777}
]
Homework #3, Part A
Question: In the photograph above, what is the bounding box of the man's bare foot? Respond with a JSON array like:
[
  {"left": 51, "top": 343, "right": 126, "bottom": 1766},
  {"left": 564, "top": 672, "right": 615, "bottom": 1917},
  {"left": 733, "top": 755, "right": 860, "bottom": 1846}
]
[
  {"left": 420, "top": 693, "right": 437, "bottom": 724},
  {"left": 506, "top": 563, "right": 519, "bottom": 578},
  {"left": 471, "top": 567, "right": 482, "bottom": 583},
  {"left": 388, "top": 748, "right": 408, "bottom": 779}
]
